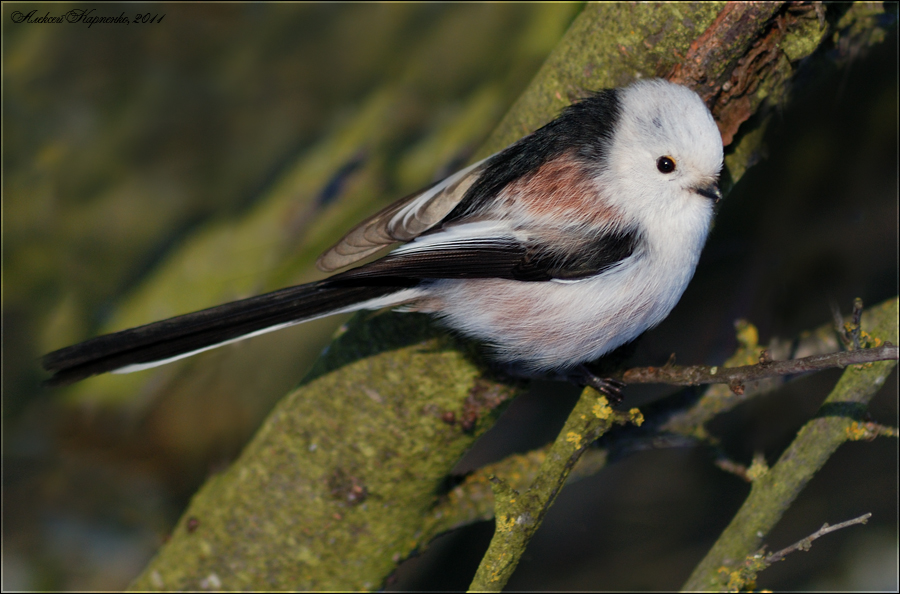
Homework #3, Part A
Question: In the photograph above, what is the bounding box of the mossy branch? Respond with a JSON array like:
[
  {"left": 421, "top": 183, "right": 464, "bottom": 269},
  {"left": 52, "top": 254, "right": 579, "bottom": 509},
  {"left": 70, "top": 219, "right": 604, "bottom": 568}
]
[{"left": 467, "top": 394, "right": 642, "bottom": 592}]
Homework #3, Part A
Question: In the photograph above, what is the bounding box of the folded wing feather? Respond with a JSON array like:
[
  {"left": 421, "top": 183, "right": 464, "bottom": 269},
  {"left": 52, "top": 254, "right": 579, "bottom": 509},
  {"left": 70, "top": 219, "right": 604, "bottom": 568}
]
[{"left": 316, "top": 158, "right": 488, "bottom": 272}]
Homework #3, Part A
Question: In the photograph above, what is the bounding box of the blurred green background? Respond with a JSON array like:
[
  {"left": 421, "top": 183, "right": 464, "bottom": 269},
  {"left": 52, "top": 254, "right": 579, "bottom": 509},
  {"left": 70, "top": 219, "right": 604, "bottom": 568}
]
[{"left": 2, "top": 3, "right": 897, "bottom": 591}]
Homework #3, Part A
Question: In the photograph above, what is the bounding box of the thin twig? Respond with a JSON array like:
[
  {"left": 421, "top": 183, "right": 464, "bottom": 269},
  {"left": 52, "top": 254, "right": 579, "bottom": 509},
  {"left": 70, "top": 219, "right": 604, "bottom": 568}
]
[
  {"left": 615, "top": 344, "right": 896, "bottom": 386},
  {"left": 703, "top": 513, "right": 876, "bottom": 592},
  {"left": 764, "top": 513, "right": 872, "bottom": 564}
]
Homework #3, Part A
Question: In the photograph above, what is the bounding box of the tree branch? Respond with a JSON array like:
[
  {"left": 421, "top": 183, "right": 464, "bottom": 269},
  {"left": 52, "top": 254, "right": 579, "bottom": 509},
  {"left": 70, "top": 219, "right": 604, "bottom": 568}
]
[
  {"left": 709, "top": 513, "right": 873, "bottom": 592},
  {"left": 764, "top": 513, "right": 872, "bottom": 565},
  {"left": 682, "top": 298, "right": 898, "bottom": 592},
  {"left": 426, "top": 299, "right": 898, "bottom": 540},
  {"left": 467, "top": 395, "right": 643, "bottom": 592},
  {"left": 466, "top": 312, "right": 897, "bottom": 592},
  {"left": 616, "top": 344, "right": 897, "bottom": 389}
]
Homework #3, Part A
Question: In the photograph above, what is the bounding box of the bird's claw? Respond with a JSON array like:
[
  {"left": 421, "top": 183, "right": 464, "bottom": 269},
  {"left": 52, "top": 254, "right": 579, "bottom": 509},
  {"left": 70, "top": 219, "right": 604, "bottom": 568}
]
[{"left": 575, "top": 365, "right": 625, "bottom": 404}]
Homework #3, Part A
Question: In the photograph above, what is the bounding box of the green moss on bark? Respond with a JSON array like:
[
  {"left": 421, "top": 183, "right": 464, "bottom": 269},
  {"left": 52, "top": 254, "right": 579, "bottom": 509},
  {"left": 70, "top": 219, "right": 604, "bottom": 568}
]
[{"left": 130, "top": 313, "right": 519, "bottom": 590}]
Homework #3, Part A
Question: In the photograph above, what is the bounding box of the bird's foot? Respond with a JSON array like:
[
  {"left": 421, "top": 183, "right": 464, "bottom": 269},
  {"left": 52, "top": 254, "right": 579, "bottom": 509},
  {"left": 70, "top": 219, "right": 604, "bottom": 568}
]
[{"left": 573, "top": 364, "right": 625, "bottom": 404}]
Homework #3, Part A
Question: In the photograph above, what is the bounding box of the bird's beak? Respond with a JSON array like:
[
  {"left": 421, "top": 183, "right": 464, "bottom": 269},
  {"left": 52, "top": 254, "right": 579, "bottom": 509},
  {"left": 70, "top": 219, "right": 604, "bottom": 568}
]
[{"left": 695, "top": 182, "right": 722, "bottom": 203}]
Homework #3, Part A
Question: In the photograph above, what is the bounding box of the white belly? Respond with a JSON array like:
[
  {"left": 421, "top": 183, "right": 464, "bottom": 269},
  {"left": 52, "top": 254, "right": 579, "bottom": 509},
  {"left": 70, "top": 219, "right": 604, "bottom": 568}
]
[{"left": 424, "top": 248, "right": 699, "bottom": 371}]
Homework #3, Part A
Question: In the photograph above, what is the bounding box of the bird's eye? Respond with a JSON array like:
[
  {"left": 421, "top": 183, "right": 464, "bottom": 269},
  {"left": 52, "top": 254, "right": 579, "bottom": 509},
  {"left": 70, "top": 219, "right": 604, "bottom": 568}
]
[{"left": 657, "top": 156, "right": 676, "bottom": 174}]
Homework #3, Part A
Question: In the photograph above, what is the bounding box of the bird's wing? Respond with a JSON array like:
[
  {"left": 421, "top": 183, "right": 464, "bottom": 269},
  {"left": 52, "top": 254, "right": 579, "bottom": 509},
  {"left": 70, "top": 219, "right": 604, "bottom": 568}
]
[
  {"left": 42, "top": 219, "right": 639, "bottom": 385},
  {"left": 316, "top": 158, "right": 489, "bottom": 272},
  {"left": 329, "top": 220, "right": 641, "bottom": 284}
]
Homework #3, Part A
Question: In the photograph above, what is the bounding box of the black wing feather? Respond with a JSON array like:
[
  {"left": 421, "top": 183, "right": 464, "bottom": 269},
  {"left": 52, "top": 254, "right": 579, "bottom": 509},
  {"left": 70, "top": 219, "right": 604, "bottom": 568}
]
[{"left": 332, "top": 226, "right": 639, "bottom": 283}]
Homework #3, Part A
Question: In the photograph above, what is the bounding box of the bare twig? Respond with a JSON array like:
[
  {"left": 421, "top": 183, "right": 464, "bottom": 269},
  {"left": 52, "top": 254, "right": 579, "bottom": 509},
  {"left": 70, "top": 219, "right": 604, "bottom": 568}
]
[
  {"left": 764, "top": 513, "right": 872, "bottom": 564},
  {"left": 710, "top": 513, "right": 874, "bottom": 592},
  {"left": 616, "top": 344, "right": 897, "bottom": 387}
]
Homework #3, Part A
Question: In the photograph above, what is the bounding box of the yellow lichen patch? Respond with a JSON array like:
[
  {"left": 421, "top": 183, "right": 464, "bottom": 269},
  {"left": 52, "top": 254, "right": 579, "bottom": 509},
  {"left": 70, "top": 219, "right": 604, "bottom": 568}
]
[
  {"left": 592, "top": 396, "right": 612, "bottom": 420},
  {"left": 726, "top": 568, "right": 756, "bottom": 593},
  {"left": 628, "top": 408, "right": 644, "bottom": 427},
  {"left": 717, "top": 565, "right": 747, "bottom": 593},
  {"left": 734, "top": 320, "right": 759, "bottom": 350},
  {"left": 496, "top": 515, "right": 516, "bottom": 533},
  {"left": 845, "top": 421, "right": 875, "bottom": 441},
  {"left": 846, "top": 422, "right": 865, "bottom": 440},
  {"left": 566, "top": 432, "right": 583, "bottom": 449},
  {"left": 732, "top": 319, "right": 765, "bottom": 365},
  {"left": 851, "top": 331, "right": 883, "bottom": 369},
  {"left": 858, "top": 329, "right": 871, "bottom": 346},
  {"left": 719, "top": 551, "right": 768, "bottom": 593}
]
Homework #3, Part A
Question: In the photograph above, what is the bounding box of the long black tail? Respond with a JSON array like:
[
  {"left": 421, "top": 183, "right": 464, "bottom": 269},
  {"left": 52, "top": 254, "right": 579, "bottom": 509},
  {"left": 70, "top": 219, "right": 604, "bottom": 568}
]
[
  {"left": 41, "top": 230, "right": 538, "bottom": 386},
  {"left": 41, "top": 279, "right": 411, "bottom": 386}
]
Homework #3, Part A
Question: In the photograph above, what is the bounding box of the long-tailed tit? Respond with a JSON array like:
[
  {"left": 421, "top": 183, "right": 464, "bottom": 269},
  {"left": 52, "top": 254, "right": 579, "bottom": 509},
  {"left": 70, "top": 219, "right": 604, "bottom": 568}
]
[{"left": 42, "top": 78, "right": 724, "bottom": 397}]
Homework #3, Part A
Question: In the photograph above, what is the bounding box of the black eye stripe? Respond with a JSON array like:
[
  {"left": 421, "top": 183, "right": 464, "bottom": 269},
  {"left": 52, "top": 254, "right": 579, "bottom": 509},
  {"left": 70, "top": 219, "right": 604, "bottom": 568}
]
[{"left": 657, "top": 156, "right": 676, "bottom": 174}]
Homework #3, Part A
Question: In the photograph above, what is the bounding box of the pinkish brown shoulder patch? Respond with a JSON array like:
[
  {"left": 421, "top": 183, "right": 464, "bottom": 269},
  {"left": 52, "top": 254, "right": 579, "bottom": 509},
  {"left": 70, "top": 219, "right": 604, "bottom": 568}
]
[{"left": 498, "top": 151, "right": 621, "bottom": 227}]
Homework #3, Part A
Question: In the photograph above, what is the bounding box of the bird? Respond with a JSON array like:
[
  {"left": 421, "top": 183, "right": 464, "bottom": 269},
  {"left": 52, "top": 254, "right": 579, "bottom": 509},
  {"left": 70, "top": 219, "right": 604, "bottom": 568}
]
[{"left": 42, "top": 78, "right": 724, "bottom": 399}]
